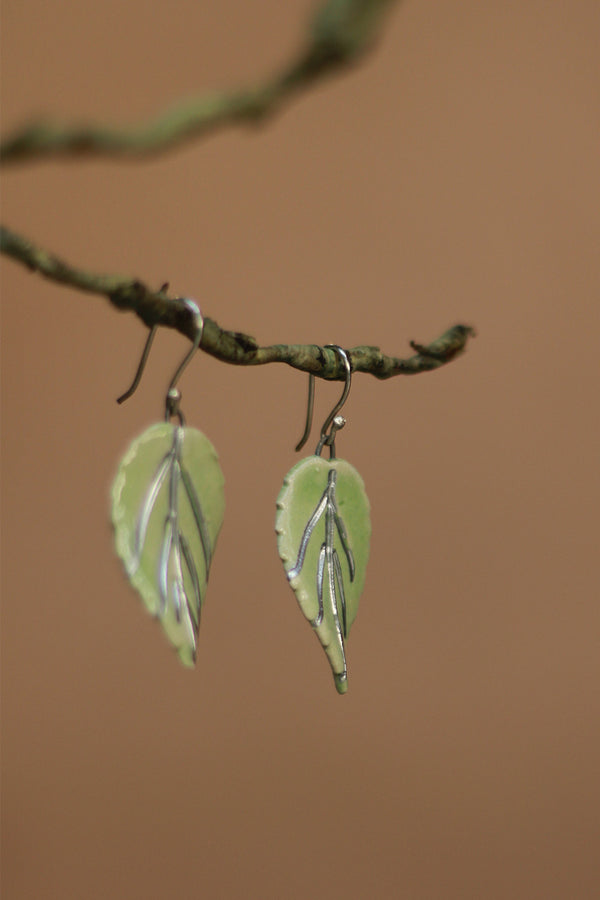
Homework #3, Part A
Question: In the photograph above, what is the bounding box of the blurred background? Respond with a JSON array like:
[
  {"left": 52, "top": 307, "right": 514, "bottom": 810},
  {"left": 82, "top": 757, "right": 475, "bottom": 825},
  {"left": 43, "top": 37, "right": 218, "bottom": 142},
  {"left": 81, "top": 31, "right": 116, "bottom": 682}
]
[{"left": 2, "top": 1, "right": 599, "bottom": 897}]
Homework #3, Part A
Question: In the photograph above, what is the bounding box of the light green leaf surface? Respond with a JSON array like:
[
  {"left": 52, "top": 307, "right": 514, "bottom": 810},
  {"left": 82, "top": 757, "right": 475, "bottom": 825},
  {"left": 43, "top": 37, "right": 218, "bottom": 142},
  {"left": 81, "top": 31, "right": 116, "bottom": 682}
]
[
  {"left": 111, "top": 423, "right": 225, "bottom": 666},
  {"left": 276, "top": 456, "right": 371, "bottom": 694}
]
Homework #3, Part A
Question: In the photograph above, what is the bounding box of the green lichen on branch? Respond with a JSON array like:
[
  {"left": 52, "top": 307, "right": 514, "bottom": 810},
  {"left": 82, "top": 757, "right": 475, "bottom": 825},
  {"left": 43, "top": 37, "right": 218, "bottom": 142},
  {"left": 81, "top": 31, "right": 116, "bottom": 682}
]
[
  {"left": 0, "top": 224, "right": 474, "bottom": 380},
  {"left": 0, "top": 0, "right": 398, "bottom": 165},
  {"left": 1, "top": 0, "right": 474, "bottom": 380}
]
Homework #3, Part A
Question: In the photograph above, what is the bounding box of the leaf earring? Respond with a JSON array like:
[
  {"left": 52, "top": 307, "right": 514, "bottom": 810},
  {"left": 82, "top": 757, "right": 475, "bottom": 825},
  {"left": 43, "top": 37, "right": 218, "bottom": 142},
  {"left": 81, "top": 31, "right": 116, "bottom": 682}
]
[
  {"left": 275, "top": 346, "right": 371, "bottom": 694},
  {"left": 110, "top": 300, "right": 225, "bottom": 666}
]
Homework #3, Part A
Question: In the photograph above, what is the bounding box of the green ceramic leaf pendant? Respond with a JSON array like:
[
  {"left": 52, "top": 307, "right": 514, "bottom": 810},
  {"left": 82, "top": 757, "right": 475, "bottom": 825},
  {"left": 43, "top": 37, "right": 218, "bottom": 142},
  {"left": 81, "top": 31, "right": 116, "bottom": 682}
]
[
  {"left": 276, "top": 456, "right": 371, "bottom": 694},
  {"left": 111, "top": 422, "right": 225, "bottom": 666}
]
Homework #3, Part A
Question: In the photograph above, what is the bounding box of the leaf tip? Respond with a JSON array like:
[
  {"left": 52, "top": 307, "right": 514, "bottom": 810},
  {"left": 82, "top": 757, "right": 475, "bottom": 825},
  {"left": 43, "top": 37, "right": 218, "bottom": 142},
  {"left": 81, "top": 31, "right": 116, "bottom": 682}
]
[
  {"left": 177, "top": 645, "right": 197, "bottom": 668},
  {"left": 334, "top": 671, "right": 348, "bottom": 695}
]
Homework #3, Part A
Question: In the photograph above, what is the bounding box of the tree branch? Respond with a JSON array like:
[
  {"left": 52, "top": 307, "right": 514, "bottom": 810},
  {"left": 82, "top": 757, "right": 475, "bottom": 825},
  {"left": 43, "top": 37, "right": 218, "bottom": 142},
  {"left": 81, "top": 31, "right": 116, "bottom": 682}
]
[
  {"left": 0, "top": 224, "right": 474, "bottom": 380},
  {"left": 1, "top": 0, "right": 474, "bottom": 380},
  {"left": 1, "top": 0, "right": 398, "bottom": 165}
]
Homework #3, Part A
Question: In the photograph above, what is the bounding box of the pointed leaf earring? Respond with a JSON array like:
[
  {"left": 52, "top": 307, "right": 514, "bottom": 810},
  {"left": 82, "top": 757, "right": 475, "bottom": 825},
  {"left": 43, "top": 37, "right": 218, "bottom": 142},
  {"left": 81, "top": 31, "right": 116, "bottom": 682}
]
[
  {"left": 111, "top": 301, "right": 225, "bottom": 666},
  {"left": 275, "top": 346, "right": 371, "bottom": 694}
]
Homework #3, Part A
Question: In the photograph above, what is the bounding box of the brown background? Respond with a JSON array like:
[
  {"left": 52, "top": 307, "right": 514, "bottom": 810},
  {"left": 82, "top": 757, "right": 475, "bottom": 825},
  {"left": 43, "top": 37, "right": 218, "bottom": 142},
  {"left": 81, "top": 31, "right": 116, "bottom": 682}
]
[{"left": 2, "top": 1, "right": 599, "bottom": 898}]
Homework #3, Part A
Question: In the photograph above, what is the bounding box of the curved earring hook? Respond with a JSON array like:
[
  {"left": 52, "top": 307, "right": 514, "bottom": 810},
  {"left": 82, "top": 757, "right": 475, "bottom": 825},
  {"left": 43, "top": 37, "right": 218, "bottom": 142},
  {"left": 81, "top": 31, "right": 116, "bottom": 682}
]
[
  {"left": 164, "top": 301, "right": 204, "bottom": 425},
  {"left": 166, "top": 301, "right": 204, "bottom": 395},
  {"left": 294, "top": 345, "right": 352, "bottom": 459},
  {"left": 117, "top": 326, "right": 157, "bottom": 405},
  {"left": 116, "top": 299, "right": 204, "bottom": 423},
  {"left": 294, "top": 372, "right": 315, "bottom": 452}
]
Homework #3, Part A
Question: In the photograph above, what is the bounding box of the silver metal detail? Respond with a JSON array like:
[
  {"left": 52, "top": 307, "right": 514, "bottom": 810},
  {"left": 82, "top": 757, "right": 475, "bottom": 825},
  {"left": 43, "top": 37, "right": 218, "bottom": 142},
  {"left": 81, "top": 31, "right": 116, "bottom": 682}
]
[
  {"left": 287, "top": 490, "right": 329, "bottom": 581},
  {"left": 287, "top": 468, "right": 355, "bottom": 648},
  {"left": 293, "top": 346, "right": 352, "bottom": 459},
  {"left": 131, "top": 426, "right": 212, "bottom": 649},
  {"left": 116, "top": 297, "right": 204, "bottom": 424},
  {"left": 117, "top": 325, "right": 158, "bottom": 405}
]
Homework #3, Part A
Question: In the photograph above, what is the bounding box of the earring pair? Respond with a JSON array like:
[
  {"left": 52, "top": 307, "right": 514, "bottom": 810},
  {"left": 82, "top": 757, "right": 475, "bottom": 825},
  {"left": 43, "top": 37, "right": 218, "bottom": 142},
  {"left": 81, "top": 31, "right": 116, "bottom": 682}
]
[{"left": 111, "top": 318, "right": 370, "bottom": 694}]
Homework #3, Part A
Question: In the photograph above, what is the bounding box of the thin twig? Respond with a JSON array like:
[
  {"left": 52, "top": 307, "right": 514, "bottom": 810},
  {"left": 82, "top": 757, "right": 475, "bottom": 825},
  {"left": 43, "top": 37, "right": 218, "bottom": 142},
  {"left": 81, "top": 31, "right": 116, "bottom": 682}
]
[
  {"left": 1, "top": 1, "right": 474, "bottom": 380},
  {"left": 0, "top": 224, "right": 474, "bottom": 379},
  {"left": 1, "top": 0, "right": 397, "bottom": 165}
]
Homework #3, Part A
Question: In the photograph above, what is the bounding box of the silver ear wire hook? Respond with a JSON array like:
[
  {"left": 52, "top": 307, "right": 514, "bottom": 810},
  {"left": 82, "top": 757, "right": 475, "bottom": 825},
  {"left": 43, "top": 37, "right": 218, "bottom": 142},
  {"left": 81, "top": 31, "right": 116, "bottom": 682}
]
[
  {"left": 295, "top": 345, "right": 352, "bottom": 459},
  {"left": 116, "top": 299, "right": 204, "bottom": 426},
  {"left": 294, "top": 372, "right": 315, "bottom": 452},
  {"left": 164, "top": 300, "right": 204, "bottom": 425},
  {"left": 117, "top": 325, "right": 158, "bottom": 405}
]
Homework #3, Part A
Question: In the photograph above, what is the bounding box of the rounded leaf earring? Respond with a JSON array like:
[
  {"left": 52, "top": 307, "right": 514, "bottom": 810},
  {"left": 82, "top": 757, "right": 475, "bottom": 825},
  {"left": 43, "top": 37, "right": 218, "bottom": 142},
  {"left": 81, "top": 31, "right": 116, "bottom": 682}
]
[
  {"left": 111, "top": 301, "right": 225, "bottom": 666},
  {"left": 275, "top": 346, "right": 371, "bottom": 694}
]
